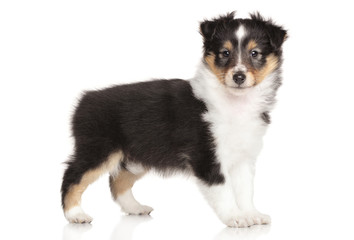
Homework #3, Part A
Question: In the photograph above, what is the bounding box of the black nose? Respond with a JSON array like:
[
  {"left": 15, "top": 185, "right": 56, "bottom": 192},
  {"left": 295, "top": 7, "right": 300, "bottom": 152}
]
[{"left": 233, "top": 72, "right": 246, "bottom": 85}]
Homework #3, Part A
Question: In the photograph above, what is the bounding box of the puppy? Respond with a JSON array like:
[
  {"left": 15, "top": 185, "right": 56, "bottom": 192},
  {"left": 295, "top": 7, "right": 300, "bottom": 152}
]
[{"left": 61, "top": 12, "right": 287, "bottom": 227}]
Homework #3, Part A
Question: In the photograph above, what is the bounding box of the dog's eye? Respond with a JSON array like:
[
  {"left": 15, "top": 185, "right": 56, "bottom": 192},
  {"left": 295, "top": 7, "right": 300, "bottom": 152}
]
[
  {"left": 221, "top": 50, "right": 230, "bottom": 58},
  {"left": 251, "top": 50, "right": 259, "bottom": 58}
]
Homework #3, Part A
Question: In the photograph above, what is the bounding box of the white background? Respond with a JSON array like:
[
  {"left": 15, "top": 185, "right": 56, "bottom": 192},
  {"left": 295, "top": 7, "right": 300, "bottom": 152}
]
[{"left": 1, "top": 0, "right": 354, "bottom": 239}]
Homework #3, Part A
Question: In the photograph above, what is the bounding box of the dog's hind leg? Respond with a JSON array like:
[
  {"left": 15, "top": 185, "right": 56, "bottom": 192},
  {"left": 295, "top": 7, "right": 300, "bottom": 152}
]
[
  {"left": 61, "top": 151, "right": 123, "bottom": 223},
  {"left": 109, "top": 167, "right": 153, "bottom": 215}
]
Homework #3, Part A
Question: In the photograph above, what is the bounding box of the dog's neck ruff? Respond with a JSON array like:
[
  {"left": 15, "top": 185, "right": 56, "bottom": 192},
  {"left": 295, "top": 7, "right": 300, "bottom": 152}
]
[{"left": 190, "top": 61, "right": 279, "bottom": 117}]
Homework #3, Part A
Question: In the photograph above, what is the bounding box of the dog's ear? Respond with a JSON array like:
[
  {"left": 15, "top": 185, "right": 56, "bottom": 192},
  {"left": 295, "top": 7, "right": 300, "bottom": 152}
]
[
  {"left": 250, "top": 12, "right": 287, "bottom": 50},
  {"left": 266, "top": 23, "right": 288, "bottom": 50},
  {"left": 200, "top": 12, "right": 236, "bottom": 40},
  {"left": 200, "top": 20, "right": 217, "bottom": 40}
]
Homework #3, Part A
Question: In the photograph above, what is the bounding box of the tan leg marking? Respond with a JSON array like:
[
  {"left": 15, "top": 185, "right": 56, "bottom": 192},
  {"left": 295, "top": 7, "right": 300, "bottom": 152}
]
[
  {"left": 110, "top": 170, "right": 145, "bottom": 200},
  {"left": 63, "top": 151, "right": 123, "bottom": 212}
]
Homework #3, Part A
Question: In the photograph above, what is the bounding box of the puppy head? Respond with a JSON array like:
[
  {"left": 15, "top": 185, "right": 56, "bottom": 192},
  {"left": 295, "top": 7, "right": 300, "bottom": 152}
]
[{"left": 200, "top": 12, "right": 287, "bottom": 94}]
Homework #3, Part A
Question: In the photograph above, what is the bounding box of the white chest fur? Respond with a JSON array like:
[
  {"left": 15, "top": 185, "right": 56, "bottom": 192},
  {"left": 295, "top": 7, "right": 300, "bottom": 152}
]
[
  {"left": 203, "top": 94, "right": 267, "bottom": 170},
  {"left": 190, "top": 63, "right": 272, "bottom": 170}
]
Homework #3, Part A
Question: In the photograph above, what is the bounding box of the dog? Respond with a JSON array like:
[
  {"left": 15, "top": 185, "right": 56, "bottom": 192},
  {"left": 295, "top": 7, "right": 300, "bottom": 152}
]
[{"left": 61, "top": 12, "right": 287, "bottom": 228}]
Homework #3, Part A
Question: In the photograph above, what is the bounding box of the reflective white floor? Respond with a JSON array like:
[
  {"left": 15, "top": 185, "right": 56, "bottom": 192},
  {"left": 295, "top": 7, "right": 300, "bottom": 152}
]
[
  {"left": 61, "top": 209, "right": 354, "bottom": 240},
  {"left": 62, "top": 215, "right": 272, "bottom": 240}
]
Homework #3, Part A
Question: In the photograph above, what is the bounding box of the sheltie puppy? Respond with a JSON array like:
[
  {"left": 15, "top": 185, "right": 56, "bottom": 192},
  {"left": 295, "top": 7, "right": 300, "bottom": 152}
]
[{"left": 61, "top": 12, "right": 287, "bottom": 227}]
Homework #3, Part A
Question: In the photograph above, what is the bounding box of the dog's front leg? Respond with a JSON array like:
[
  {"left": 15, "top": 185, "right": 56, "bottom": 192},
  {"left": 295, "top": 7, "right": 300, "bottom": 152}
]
[
  {"left": 229, "top": 161, "right": 271, "bottom": 227},
  {"left": 198, "top": 180, "right": 241, "bottom": 227}
]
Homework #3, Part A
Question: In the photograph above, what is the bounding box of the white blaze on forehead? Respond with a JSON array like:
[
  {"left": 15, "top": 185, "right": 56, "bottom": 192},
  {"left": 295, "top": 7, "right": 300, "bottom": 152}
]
[
  {"left": 235, "top": 24, "right": 247, "bottom": 70},
  {"left": 236, "top": 25, "right": 246, "bottom": 41}
]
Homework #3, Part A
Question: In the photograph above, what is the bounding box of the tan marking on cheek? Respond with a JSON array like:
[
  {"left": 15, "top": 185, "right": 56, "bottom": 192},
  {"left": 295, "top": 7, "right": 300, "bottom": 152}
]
[
  {"left": 247, "top": 40, "right": 257, "bottom": 51},
  {"left": 254, "top": 54, "right": 279, "bottom": 84},
  {"left": 245, "top": 72, "right": 256, "bottom": 86},
  {"left": 63, "top": 151, "right": 123, "bottom": 212},
  {"left": 109, "top": 170, "right": 145, "bottom": 199},
  {"left": 205, "top": 54, "right": 226, "bottom": 84},
  {"left": 223, "top": 68, "right": 235, "bottom": 86},
  {"left": 225, "top": 68, "right": 234, "bottom": 79}
]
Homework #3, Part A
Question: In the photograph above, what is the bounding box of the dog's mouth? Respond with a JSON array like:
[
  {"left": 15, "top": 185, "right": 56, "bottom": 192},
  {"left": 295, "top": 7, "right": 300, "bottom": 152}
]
[
  {"left": 228, "top": 83, "right": 256, "bottom": 90},
  {"left": 226, "top": 85, "right": 254, "bottom": 95},
  {"left": 232, "top": 86, "right": 253, "bottom": 89}
]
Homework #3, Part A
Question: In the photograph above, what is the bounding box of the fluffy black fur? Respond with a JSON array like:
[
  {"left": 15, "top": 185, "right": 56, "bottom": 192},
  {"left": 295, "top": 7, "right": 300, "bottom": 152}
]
[{"left": 61, "top": 80, "right": 224, "bottom": 207}]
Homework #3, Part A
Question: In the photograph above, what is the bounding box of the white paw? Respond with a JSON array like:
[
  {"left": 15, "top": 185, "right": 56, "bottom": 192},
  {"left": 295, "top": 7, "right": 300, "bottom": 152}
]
[
  {"left": 223, "top": 211, "right": 271, "bottom": 228},
  {"left": 122, "top": 204, "right": 154, "bottom": 215},
  {"left": 65, "top": 206, "right": 93, "bottom": 224}
]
